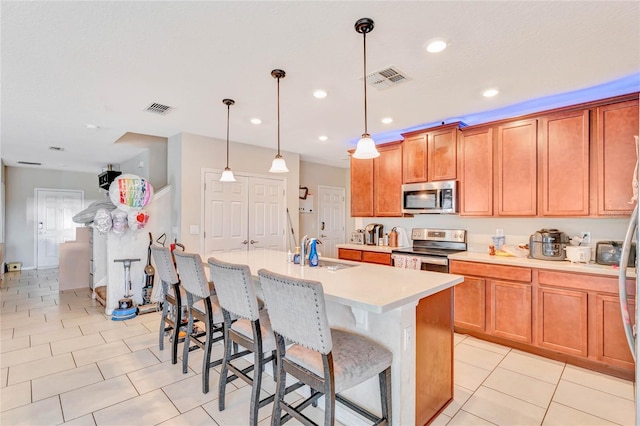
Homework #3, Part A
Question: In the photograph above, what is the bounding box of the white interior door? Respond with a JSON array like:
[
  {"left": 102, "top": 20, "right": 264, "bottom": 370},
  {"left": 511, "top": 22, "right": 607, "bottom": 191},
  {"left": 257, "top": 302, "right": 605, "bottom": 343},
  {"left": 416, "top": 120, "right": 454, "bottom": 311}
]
[
  {"left": 203, "top": 171, "right": 285, "bottom": 254},
  {"left": 317, "top": 185, "right": 345, "bottom": 258},
  {"left": 248, "top": 177, "right": 285, "bottom": 250},
  {"left": 204, "top": 172, "right": 249, "bottom": 253},
  {"left": 36, "top": 189, "right": 83, "bottom": 268}
]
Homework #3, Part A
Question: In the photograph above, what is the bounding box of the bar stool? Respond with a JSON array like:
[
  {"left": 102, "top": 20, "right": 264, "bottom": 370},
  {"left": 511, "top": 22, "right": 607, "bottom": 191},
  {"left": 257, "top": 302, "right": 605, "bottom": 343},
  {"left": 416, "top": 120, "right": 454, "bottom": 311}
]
[
  {"left": 258, "top": 269, "right": 392, "bottom": 426},
  {"left": 208, "top": 257, "right": 300, "bottom": 426},
  {"left": 173, "top": 251, "right": 224, "bottom": 393},
  {"left": 149, "top": 245, "right": 183, "bottom": 364}
]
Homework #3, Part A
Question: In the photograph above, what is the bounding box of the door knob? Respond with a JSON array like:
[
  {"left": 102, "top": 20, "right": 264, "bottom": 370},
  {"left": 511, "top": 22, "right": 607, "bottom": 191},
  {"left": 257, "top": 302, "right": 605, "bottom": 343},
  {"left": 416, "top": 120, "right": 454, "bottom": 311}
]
[
  {"left": 250, "top": 239, "right": 259, "bottom": 245},
  {"left": 241, "top": 240, "right": 248, "bottom": 245},
  {"left": 321, "top": 234, "right": 327, "bottom": 238}
]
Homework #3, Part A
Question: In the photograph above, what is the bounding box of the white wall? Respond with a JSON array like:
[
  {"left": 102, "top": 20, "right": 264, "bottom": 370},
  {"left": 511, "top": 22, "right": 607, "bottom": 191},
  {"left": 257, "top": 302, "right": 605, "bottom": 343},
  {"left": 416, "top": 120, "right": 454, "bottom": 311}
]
[
  {"left": 116, "top": 132, "right": 168, "bottom": 190},
  {"left": 5, "top": 167, "right": 104, "bottom": 268},
  {"left": 169, "top": 132, "right": 300, "bottom": 254}
]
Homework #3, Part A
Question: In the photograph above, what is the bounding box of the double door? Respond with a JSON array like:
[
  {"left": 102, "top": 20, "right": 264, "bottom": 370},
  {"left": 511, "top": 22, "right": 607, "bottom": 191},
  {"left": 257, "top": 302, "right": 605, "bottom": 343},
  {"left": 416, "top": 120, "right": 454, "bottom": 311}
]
[{"left": 203, "top": 171, "right": 285, "bottom": 254}]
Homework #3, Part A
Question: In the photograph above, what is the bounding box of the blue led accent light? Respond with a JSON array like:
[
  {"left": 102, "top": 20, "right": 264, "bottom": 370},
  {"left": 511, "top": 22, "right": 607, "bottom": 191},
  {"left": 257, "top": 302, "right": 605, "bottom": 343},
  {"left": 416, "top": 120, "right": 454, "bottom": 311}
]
[{"left": 355, "top": 72, "right": 640, "bottom": 146}]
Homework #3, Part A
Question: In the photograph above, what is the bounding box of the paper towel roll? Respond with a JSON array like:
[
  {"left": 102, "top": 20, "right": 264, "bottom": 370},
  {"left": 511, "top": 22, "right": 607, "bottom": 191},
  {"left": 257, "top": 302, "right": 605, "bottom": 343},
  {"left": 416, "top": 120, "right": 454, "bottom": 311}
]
[{"left": 395, "top": 226, "right": 410, "bottom": 247}]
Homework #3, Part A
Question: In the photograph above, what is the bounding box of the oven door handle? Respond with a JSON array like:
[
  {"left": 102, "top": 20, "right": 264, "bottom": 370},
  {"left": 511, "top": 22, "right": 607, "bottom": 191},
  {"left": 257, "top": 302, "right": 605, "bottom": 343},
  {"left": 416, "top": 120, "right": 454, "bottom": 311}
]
[{"left": 418, "top": 256, "right": 449, "bottom": 266}]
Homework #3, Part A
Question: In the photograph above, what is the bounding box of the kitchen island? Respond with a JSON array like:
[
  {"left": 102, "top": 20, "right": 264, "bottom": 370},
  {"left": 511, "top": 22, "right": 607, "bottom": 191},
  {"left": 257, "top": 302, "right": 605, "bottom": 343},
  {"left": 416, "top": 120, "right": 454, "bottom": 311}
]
[{"left": 206, "top": 249, "right": 464, "bottom": 425}]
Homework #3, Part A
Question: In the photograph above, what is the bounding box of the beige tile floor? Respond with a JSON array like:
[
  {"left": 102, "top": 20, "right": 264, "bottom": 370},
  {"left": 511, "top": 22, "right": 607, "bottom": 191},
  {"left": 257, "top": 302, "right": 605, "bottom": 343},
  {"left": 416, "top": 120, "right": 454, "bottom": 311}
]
[{"left": 0, "top": 269, "right": 636, "bottom": 425}]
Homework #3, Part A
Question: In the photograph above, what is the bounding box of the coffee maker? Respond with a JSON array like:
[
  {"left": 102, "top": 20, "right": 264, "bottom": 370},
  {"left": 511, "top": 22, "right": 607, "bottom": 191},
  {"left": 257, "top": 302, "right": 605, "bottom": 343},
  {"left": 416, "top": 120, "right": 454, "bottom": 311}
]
[{"left": 364, "top": 223, "right": 384, "bottom": 245}]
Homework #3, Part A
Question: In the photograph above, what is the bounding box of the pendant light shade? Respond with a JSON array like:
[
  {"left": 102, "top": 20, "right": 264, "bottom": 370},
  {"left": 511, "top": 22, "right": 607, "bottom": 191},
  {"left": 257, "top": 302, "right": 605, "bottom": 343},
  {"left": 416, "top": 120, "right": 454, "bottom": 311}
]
[
  {"left": 352, "top": 18, "right": 380, "bottom": 160},
  {"left": 219, "top": 98, "right": 236, "bottom": 182},
  {"left": 269, "top": 69, "right": 289, "bottom": 173}
]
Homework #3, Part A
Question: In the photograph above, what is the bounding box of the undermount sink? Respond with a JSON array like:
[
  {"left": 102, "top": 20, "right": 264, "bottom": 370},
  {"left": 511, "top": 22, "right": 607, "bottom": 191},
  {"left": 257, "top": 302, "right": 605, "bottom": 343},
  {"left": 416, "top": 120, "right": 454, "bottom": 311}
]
[{"left": 315, "top": 260, "right": 359, "bottom": 271}]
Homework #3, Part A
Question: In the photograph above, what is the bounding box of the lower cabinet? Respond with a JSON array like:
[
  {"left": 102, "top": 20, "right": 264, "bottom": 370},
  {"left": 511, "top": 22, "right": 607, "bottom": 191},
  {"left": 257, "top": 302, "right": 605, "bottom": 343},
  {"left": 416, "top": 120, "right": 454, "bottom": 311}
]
[
  {"left": 537, "top": 286, "right": 588, "bottom": 356},
  {"left": 451, "top": 260, "right": 635, "bottom": 379},
  {"left": 337, "top": 248, "right": 392, "bottom": 266},
  {"left": 453, "top": 277, "right": 485, "bottom": 332},
  {"left": 489, "top": 280, "right": 532, "bottom": 343}
]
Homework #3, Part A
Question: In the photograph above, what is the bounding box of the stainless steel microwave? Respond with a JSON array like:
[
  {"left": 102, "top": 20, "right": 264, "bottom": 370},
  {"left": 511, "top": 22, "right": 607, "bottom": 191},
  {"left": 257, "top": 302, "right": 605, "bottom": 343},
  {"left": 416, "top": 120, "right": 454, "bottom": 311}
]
[{"left": 401, "top": 180, "right": 457, "bottom": 214}]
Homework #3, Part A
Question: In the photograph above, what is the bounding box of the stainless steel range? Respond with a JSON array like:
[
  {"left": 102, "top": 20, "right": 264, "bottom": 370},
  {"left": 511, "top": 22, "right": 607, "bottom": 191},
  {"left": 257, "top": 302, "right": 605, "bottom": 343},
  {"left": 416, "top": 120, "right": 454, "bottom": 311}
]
[{"left": 391, "top": 228, "right": 467, "bottom": 273}]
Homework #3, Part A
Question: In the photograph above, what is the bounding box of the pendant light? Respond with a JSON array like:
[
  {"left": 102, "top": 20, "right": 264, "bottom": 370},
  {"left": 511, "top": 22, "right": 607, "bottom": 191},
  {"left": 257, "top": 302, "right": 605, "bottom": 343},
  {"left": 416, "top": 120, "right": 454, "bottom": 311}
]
[
  {"left": 269, "top": 69, "right": 289, "bottom": 173},
  {"left": 352, "top": 18, "right": 380, "bottom": 159},
  {"left": 219, "top": 98, "right": 236, "bottom": 182}
]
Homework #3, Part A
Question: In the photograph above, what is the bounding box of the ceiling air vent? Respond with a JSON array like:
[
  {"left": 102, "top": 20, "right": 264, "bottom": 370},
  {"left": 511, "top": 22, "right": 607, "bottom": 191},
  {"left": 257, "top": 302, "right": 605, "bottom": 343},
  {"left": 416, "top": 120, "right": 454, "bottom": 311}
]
[
  {"left": 144, "top": 102, "right": 172, "bottom": 115},
  {"left": 18, "top": 161, "right": 42, "bottom": 166},
  {"left": 366, "top": 66, "right": 410, "bottom": 90}
]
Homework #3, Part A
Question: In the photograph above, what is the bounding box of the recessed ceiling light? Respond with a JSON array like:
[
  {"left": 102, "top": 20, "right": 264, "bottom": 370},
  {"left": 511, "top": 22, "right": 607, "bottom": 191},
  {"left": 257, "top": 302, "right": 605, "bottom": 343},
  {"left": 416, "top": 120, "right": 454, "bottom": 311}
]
[
  {"left": 483, "top": 88, "right": 499, "bottom": 98},
  {"left": 425, "top": 39, "right": 448, "bottom": 53},
  {"left": 250, "top": 118, "right": 262, "bottom": 125},
  {"left": 318, "top": 135, "right": 328, "bottom": 142},
  {"left": 86, "top": 124, "right": 99, "bottom": 129},
  {"left": 313, "top": 90, "right": 328, "bottom": 99},
  {"left": 381, "top": 117, "right": 393, "bottom": 124}
]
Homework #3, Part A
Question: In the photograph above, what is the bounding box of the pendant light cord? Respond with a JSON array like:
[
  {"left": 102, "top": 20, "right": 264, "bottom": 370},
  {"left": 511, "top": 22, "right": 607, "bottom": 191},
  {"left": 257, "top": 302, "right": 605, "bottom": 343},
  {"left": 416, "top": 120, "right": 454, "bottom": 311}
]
[
  {"left": 277, "top": 76, "right": 281, "bottom": 156},
  {"left": 226, "top": 103, "right": 230, "bottom": 168},
  {"left": 363, "top": 30, "right": 368, "bottom": 136}
]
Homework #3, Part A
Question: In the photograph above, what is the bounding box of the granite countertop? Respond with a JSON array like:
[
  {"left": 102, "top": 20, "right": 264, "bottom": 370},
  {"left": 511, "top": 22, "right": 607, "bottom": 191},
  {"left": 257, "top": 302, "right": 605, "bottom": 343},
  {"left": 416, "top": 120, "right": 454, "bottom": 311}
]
[
  {"left": 336, "top": 243, "right": 410, "bottom": 254},
  {"left": 207, "top": 249, "right": 463, "bottom": 313},
  {"left": 449, "top": 251, "right": 636, "bottom": 278}
]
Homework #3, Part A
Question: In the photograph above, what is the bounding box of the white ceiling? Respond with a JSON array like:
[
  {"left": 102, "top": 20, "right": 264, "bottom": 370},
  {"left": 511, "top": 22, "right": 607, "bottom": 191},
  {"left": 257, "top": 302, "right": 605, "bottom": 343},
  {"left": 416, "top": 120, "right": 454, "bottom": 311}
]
[{"left": 2, "top": 1, "right": 639, "bottom": 173}]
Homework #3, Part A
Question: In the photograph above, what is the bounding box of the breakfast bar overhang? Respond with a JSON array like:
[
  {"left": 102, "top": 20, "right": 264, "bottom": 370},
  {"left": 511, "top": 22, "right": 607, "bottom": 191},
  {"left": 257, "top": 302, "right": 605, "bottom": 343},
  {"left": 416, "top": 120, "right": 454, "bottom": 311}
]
[{"left": 207, "top": 249, "right": 464, "bottom": 425}]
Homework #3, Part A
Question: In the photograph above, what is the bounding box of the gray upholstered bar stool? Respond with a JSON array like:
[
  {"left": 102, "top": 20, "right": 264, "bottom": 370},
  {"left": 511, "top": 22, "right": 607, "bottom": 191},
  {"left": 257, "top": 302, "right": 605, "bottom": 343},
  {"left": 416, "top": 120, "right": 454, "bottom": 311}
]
[
  {"left": 258, "top": 269, "right": 392, "bottom": 426},
  {"left": 208, "top": 257, "right": 301, "bottom": 426},
  {"left": 149, "top": 245, "right": 183, "bottom": 365},
  {"left": 173, "top": 251, "right": 224, "bottom": 393}
]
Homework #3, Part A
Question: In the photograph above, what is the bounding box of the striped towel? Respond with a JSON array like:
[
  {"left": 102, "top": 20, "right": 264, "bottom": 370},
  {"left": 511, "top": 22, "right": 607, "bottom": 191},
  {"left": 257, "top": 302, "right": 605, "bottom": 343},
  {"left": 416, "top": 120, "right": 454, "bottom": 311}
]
[{"left": 392, "top": 254, "right": 422, "bottom": 270}]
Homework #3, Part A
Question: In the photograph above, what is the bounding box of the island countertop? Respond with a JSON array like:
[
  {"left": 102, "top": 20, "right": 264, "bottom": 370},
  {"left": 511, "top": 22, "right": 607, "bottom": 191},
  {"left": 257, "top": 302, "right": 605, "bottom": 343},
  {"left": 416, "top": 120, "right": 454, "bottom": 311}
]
[{"left": 206, "top": 249, "right": 463, "bottom": 314}]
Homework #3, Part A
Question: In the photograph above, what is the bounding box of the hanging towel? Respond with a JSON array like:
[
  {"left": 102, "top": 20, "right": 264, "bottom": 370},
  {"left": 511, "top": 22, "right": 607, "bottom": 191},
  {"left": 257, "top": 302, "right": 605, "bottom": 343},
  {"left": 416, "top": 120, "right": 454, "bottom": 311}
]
[{"left": 392, "top": 254, "right": 422, "bottom": 270}]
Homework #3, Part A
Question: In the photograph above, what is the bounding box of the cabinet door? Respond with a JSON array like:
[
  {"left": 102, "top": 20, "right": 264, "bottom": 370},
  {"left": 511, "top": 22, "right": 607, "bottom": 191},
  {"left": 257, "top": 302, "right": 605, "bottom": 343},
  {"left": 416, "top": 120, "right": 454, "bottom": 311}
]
[
  {"left": 497, "top": 119, "right": 538, "bottom": 216},
  {"left": 362, "top": 251, "right": 392, "bottom": 265},
  {"left": 489, "top": 280, "right": 531, "bottom": 343},
  {"left": 338, "top": 248, "right": 362, "bottom": 262},
  {"left": 594, "top": 294, "right": 634, "bottom": 369},
  {"left": 428, "top": 127, "right": 458, "bottom": 181},
  {"left": 540, "top": 110, "right": 590, "bottom": 216},
  {"left": 350, "top": 155, "right": 374, "bottom": 217},
  {"left": 596, "top": 99, "right": 639, "bottom": 215},
  {"left": 459, "top": 127, "right": 493, "bottom": 216},
  {"left": 454, "top": 276, "right": 485, "bottom": 332},
  {"left": 537, "top": 286, "right": 588, "bottom": 356},
  {"left": 403, "top": 132, "right": 428, "bottom": 183},
  {"left": 374, "top": 143, "right": 403, "bottom": 217}
]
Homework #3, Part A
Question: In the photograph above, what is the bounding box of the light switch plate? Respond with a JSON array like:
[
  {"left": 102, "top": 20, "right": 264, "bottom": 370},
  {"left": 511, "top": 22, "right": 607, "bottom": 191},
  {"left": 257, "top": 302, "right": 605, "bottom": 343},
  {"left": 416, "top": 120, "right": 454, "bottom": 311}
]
[{"left": 189, "top": 225, "right": 199, "bottom": 235}]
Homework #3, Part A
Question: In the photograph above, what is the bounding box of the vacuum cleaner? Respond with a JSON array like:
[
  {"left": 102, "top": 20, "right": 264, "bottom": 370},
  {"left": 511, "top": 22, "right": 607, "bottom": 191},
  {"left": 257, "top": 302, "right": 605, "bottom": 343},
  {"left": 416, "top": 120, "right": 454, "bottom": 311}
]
[{"left": 112, "top": 258, "right": 140, "bottom": 321}]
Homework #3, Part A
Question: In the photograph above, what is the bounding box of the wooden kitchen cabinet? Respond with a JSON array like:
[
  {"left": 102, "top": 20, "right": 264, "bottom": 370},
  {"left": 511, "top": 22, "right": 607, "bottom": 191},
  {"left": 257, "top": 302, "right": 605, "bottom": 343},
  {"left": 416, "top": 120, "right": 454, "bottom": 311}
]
[
  {"left": 596, "top": 99, "right": 639, "bottom": 215},
  {"left": 338, "top": 248, "right": 391, "bottom": 266},
  {"left": 453, "top": 276, "right": 486, "bottom": 332},
  {"left": 537, "top": 285, "right": 588, "bottom": 357},
  {"left": 337, "top": 248, "right": 362, "bottom": 262},
  {"left": 489, "top": 280, "right": 532, "bottom": 343},
  {"left": 374, "top": 142, "right": 403, "bottom": 217},
  {"left": 349, "top": 155, "right": 374, "bottom": 217},
  {"left": 540, "top": 110, "right": 590, "bottom": 216},
  {"left": 497, "top": 119, "right": 538, "bottom": 216},
  {"left": 459, "top": 126, "right": 494, "bottom": 216},
  {"left": 428, "top": 124, "right": 459, "bottom": 181},
  {"left": 594, "top": 294, "right": 635, "bottom": 370},
  {"left": 402, "top": 131, "right": 428, "bottom": 183}
]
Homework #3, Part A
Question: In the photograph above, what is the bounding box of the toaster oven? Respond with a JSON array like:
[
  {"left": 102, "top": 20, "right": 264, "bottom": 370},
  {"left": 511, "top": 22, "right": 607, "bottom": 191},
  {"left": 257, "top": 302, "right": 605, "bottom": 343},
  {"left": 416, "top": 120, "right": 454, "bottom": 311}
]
[
  {"left": 595, "top": 241, "right": 636, "bottom": 267},
  {"left": 349, "top": 230, "right": 365, "bottom": 245}
]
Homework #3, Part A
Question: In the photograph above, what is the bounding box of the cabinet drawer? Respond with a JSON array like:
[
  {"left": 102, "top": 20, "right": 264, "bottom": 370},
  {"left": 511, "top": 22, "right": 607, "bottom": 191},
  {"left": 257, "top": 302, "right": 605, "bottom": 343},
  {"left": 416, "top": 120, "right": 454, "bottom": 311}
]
[
  {"left": 338, "top": 248, "right": 362, "bottom": 262},
  {"left": 538, "top": 270, "right": 636, "bottom": 296},
  {"left": 450, "top": 261, "right": 531, "bottom": 282},
  {"left": 362, "top": 251, "right": 392, "bottom": 265}
]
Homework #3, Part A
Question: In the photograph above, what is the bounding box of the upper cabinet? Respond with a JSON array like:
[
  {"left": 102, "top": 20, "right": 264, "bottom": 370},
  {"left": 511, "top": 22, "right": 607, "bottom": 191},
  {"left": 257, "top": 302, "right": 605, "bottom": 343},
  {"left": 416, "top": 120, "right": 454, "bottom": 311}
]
[
  {"left": 374, "top": 142, "right": 404, "bottom": 217},
  {"left": 428, "top": 124, "right": 459, "bottom": 181},
  {"left": 402, "top": 132, "right": 428, "bottom": 183},
  {"left": 496, "top": 119, "right": 538, "bottom": 216},
  {"left": 540, "top": 110, "right": 590, "bottom": 216},
  {"left": 459, "top": 126, "right": 494, "bottom": 216},
  {"left": 350, "top": 141, "right": 403, "bottom": 217},
  {"left": 350, "top": 155, "right": 374, "bottom": 217},
  {"left": 596, "top": 99, "right": 639, "bottom": 215}
]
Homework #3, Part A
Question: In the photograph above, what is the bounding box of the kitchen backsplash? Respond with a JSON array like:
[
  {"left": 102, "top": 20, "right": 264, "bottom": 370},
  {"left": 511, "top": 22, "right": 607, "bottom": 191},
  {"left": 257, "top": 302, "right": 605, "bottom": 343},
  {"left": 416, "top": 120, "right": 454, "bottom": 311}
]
[{"left": 353, "top": 215, "right": 630, "bottom": 253}]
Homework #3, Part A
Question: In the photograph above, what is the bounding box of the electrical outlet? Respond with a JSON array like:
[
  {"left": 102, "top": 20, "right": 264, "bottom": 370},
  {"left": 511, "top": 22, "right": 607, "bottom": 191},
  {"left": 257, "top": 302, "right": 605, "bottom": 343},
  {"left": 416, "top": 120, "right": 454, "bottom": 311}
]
[{"left": 581, "top": 231, "right": 591, "bottom": 244}]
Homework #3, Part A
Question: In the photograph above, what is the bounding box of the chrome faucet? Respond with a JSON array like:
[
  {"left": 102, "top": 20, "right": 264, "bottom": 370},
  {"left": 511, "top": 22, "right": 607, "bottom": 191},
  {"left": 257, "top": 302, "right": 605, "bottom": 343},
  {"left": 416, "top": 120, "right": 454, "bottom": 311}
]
[{"left": 300, "top": 234, "right": 309, "bottom": 266}]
